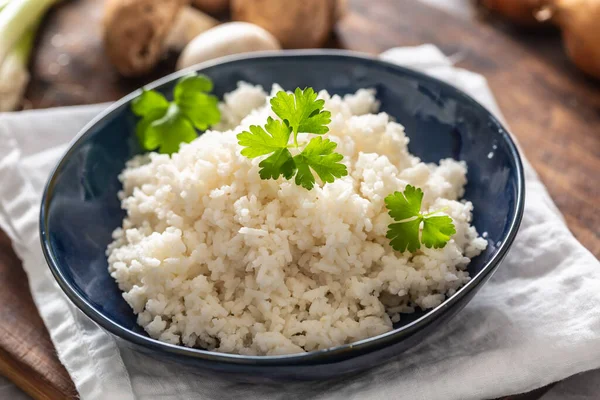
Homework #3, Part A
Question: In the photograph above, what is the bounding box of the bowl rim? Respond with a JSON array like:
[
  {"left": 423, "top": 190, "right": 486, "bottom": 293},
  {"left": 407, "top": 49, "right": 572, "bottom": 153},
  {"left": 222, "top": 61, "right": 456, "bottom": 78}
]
[{"left": 40, "top": 49, "right": 525, "bottom": 366}]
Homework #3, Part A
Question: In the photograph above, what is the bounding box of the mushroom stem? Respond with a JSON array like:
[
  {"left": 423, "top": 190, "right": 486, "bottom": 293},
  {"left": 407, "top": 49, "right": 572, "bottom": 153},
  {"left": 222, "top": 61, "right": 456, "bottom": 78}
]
[
  {"left": 103, "top": 0, "right": 219, "bottom": 77},
  {"left": 164, "top": 6, "right": 219, "bottom": 51}
]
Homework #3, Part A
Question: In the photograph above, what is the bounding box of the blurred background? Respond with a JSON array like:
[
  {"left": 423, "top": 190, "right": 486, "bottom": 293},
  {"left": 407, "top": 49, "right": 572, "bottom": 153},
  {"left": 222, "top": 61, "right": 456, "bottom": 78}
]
[{"left": 0, "top": 0, "right": 597, "bottom": 110}]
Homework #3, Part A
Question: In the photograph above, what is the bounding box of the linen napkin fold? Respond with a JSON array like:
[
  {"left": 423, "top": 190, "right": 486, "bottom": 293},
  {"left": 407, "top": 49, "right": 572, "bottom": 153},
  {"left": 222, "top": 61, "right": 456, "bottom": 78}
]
[{"left": 0, "top": 45, "right": 599, "bottom": 400}]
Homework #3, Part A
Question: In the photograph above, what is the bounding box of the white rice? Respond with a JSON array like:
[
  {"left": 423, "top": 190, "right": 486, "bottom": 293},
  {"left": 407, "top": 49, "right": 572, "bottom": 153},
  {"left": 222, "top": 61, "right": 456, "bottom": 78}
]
[{"left": 106, "top": 83, "right": 488, "bottom": 356}]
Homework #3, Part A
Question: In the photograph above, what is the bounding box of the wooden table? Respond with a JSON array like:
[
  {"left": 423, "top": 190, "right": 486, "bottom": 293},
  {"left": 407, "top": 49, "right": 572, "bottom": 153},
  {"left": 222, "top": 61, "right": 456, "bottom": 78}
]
[{"left": 1, "top": 0, "right": 598, "bottom": 398}]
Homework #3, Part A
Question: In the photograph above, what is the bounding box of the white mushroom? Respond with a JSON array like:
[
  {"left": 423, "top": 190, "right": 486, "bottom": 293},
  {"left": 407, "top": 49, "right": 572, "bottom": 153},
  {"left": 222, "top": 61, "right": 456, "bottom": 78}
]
[{"left": 176, "top": 22, "right": 281, "bottom": 70}]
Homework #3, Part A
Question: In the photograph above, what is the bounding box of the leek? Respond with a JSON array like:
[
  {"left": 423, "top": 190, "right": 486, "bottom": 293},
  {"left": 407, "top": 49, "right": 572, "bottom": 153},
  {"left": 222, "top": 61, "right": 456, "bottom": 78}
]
[
  {"left": 0, "top": 24, "right": 37, "bottom": 111},
  {"left": 0, "top": 0, "right": 60, "bottom": 111},
  {"left": 0, "top": 0, "right": 58, "bottom": 64}
]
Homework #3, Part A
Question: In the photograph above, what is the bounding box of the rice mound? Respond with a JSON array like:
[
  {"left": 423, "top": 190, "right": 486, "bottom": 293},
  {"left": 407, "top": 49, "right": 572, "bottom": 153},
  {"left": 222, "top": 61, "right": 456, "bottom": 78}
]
[{"left": 107, "top": 83, "right": 488, "bottom": 356}]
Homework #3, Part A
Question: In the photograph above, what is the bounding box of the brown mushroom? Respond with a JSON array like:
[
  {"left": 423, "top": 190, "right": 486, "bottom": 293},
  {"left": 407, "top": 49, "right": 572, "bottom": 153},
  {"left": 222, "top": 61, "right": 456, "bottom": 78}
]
[
  {"left": 478, "top": 0, "right": 549, "bottom": 25},
  {"left": 230, "top": 0, "right": 341, "bottom": 49},
  {"left": 191, "top": 0, "right": 229, "bottom": 16},
  {"left": 103, "top": 0, "right": 218, "bottom": 77},
  {"left": 478, "top": 0, "right": 600, "bottom": 79},
  {"left": 552, "top": 0, "right": 600, "bottom": 79}
]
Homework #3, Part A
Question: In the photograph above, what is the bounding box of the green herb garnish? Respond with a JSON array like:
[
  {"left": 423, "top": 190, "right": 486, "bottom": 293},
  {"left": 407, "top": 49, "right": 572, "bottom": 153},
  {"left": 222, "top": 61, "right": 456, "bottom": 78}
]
[
  {"left": 237, "top": 87, "right": 347, "bottom": 190},
  {"left": 385, "top": 185, "right": 456, "bottom": 253},
  {"left": 132, "top": 73, "right": 220, "bottom": 154},
  {"left": 270, "top": 87, "right": 332, "bottom": 145}
]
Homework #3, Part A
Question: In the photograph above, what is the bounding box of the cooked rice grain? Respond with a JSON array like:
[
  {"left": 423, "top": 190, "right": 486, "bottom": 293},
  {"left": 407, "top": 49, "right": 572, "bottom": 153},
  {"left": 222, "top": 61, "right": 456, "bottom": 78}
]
[{"left": 107, "top": 83, "right": 487, "bottom": 355}]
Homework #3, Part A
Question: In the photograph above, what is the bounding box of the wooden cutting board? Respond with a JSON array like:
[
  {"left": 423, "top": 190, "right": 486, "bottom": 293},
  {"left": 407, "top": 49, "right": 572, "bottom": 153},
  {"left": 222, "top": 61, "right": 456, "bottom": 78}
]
[{"left": 1, "top": 0, "right": 598, "bottom": 399}]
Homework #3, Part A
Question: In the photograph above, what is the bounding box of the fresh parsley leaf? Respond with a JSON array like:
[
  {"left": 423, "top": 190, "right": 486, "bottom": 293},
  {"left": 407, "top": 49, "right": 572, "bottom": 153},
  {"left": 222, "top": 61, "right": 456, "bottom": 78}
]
[
  {"left": 237, "top": 117, "right": 297, "bottom": 180},
  {"left": 385, "top": 185, "right": 456, "bottom": 253},
  {"left": 237, "top": 117, "right": 292, "bottom": 158},
  {"left": 421, "top": 215, "right": 456, "bottom": 249},
  {"left": 270, "top": 87, "right": 331, "bottom": 144},
  {"left": 132, "top": 89, "right": 169, "bottom": 116},
  {"left": 144, "top": 104, "right": 197, "bottom": 155},
  {"left": 237, "top": 87, "right": 346, "bottom": 190},
  {"left": 259, "top": 148, "right": 296, "bottom": 180},
  {"left": 387, "top": 219, "right": 422, "bottom": 253},
  {"left": 173, "top": 74, "right": 220, "bottom": 130},
  {"left": 236, "top": 117, "right": 297, "bottom": 180},
  {"left": 174, "top": 73, "right": 213, "bottom": 94},
  {"left": 135, "top": 107, "right": 168, "bottom": 148},
  {"left": 384, "top": 184, "right": 423, "bottom": 221},
  {"left": 293, "top": 137, "right": 347, "bottom": 190},
  {"left": 131, "top": 73, "right": 220, "bottom": 155},
  {"left": 293, "top": 155, "right": 315, "bottom": 190}
]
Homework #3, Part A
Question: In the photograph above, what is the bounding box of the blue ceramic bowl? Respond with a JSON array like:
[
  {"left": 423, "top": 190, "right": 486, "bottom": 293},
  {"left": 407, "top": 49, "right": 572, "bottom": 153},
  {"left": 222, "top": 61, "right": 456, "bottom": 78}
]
[{"left": 40, "top": 50, "right": 524, "bottom": 381}]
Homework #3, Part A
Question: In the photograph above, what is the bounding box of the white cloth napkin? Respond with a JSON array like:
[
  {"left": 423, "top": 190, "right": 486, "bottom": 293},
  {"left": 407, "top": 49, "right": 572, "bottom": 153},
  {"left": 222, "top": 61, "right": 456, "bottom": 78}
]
[{"left": 1, "top": 45, "right": 599, "bottom": 400}]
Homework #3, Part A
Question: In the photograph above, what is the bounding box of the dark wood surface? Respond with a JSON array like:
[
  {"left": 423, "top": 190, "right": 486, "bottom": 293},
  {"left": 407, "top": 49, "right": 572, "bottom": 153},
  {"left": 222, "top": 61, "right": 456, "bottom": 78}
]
[
  {"left": 0, "top": 231, "right": 77, "bottom": 399},
  {"left": 1, "top": 0, "right": 598, "bottom": 399}
]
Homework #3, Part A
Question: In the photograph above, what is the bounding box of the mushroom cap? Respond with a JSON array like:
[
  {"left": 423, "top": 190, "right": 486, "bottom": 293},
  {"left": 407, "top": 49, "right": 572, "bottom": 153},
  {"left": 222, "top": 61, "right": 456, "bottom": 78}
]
[
  {"left": 231, "top": 0, "right": 337, "bottom": 49},
  {"left": 103, "top": 0, "right": 186, "bottom": 77},
  {"left": 191, "top": 0, "right": 229, "bottom": 16},
  {"left": 555, "top": 0, "right": 600, "bottom": 79},
  {"left": 479, "top": 0, "right": 548, "bottom": 26}
]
